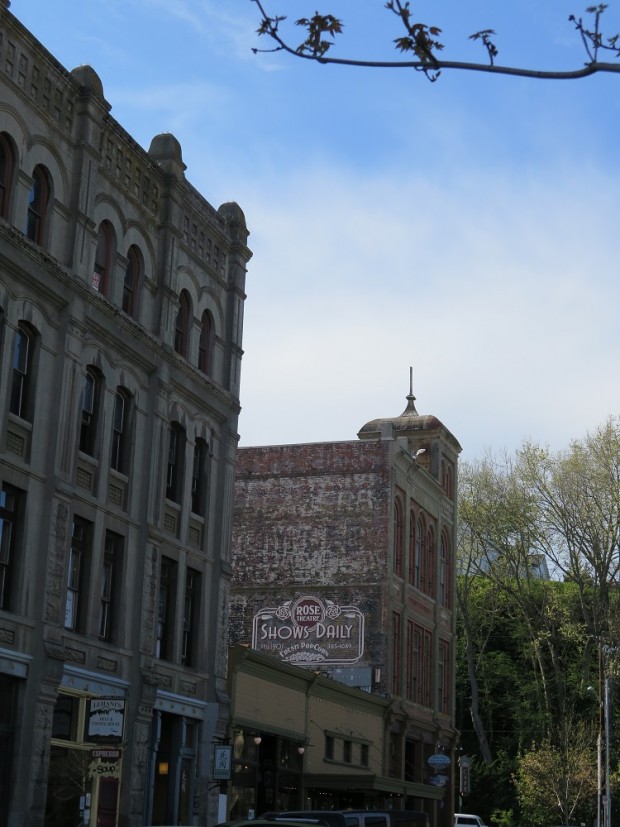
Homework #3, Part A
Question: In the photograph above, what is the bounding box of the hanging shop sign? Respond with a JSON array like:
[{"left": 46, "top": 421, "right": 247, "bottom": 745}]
[
  {"left": 460, "top": 756, "right": 471, "bottom": 796},
  {"left": 87, "top": 698, "right": 125, "bottom": 741},
  {"left": 252, "top": 595, "right": 364, "bottom": 665},
  {"left": 212, "top": 745, "right": 232, "bottom": 781},
  {"left": 88, "top": 748, "right": 122, "bottom": 779},
  {"left": 428, "top": 753, "right": 451, "bottom": 768}
]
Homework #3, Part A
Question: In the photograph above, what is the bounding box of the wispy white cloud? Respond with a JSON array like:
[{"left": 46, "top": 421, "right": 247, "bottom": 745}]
[
  {"left": 16, "top": 0, "right": 619, "bottom": 461},
  {"left": 233, "top": 160, "right": 620, "bottom": 458},
  {"left": 137, "top": 0, "right": 208, "bottom": 32}
]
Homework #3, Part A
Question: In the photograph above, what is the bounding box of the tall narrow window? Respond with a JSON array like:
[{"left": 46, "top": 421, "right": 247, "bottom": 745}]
[
  {"left": 408, "top": 509, "right": 416, "bottom": 585},
  {"left": 111, "top": 389, "right": 130, "bottom": 474},
  {"left": 404, "top": 740, "right": 415, "bottom": 782},
  {"left": 92, "top": 222, "right": 115, "bottom": 294},
  {"left": 156, "top": 557, "right": 177, "bottom": 660},
  {"left": 64, "top": 517, "right": 91, "bottom": 633},
  {"left": 414, "top": 516, "right": 423, "bottom": 589},
  {"left": 198, "top": 310, "right": 214, "bottom": 375},
  {"left": 405, "top": 619, "right": 415, "bottom": 701},
  {"left": 79, "top": 368, "right": 101, "bottom": 456},
  {"left": 10, "top": 324, "right": 36, "bottom": 420},
  {"left": 422, "top": 628, "right": 432, "bottom": 707},
  {"left": 99, "top": 532, "right": 123, "bottom": 641},
  {"left": 0, "top": 133, "right": 16, "bottom": 220},
  {"left": 438, "top": 640, "right": 450, "bottom": 714},
  {"left": 25, "top": 165, "right": 51, "bottom": 244},
  {"left": 122, "top": 245, "right": 141, "bottom": 318},
  {"left": 426, "top": 525, "right": 436, "bottom": 597},
  {"left": 191, "top": 438, "right": 208, "bottom": 516},
  {"left": 166, "top": 423, "right": 185, "bottom": 503},
  {"left": 391, "top": 611, "right": 401, "bottom": 696},
  {"left": 441, "top": 460, "right": 454, "bottom": 499},
  {"left": 181, "top": 567, "right": 201, "bottom": 667},
  {"left": 174, "top": 290, "right": 191, "bottom": 357},
  {"left": 343, "top": 740, "right": 352, "bottom": 764},
  {"left": 413, "top": 626, "right": 420, "bottom": 703},
  {"left": 439, "top": 531, "right": 451, "bottom": 607},
  {"left": 0, "top": 485, "right": 22, "bottom": 611},
  {"left": 393, "top": 497, "right": 403, "bottom": 577}
]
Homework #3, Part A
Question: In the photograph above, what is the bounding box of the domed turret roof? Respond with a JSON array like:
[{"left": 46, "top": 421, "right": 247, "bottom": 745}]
[
  {"left": 358, "top": 374, "right": 461, "bottom": 452},
  {"left": 70, "top": 65, "right": 105, "bottom": 99}
]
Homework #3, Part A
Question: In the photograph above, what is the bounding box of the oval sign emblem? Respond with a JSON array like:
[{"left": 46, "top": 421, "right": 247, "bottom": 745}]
[{"left": 428, "top": 753, "right": 451, "bottom": 767}]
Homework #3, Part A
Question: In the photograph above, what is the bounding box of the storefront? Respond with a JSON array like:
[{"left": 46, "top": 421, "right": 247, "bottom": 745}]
[
  {"left": 229, "top": 729, "right": 305, "bottom": 819},
  {"left": 147, "top": 710, "right": 199, "bottom": 825},
  {"left": 0, "top": 671, "right": 24, "bottom": 827},
  {"left": 45, "top": 688, "right": 126, "bottom": 827}
]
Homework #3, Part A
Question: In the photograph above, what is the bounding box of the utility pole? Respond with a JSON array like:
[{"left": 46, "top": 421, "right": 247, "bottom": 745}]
[
  {"left": 603, "top": 645, "right": 620, "bottom": 827},
  {"left": 605, "top": 675, "right": 611, "bottom": 827}
]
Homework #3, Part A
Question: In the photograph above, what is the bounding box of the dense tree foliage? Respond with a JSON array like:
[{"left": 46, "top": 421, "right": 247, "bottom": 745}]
[
  {"left": 252, "top": 2, "right": 620, "bottom": 82},
  {"left": 514, "top": 719, "right": 598, "bottom": 827},
  {"left": 455, "top": 579, "right": 598, "bottom": 823},
  {"left": 456, "top": 417, "right": 620, "bottom": 825}
]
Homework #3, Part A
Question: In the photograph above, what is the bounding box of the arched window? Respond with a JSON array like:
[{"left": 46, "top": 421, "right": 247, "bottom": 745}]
[
  {"left": 166, "top": 423, "right": 186, "bottom": 503},
  {"left": 111, "top": 388, "right": 131, "bottom": 475},
  {"left": 391, "top": 611, "right": 402, "bottom": 696},
  {"left": 0, "top": 132, "right": 16, "bottom": 220},
  {"left": 174, "top": 290, "right": 192, "bottom": 358},
  {"left": 198, "top": 310, "right": 214, "bottom": 376},
  {"left": 25, "top": 165, "right": 51, "bottom": 245},
  {"left": 439, "top": 531, "right": 451, "bottom": 607},
  {"left": 79, "top": 367, "right": 103, "bottom": 456},
  {"left": 426, "top": 525, "right": 436, "bottom": 597},
  {"left": 393, "top": 497, "right": 403, "bottom": 577},
  {"left": 122, "top": 245, "right": 142, "bottom": 318},
  {"left": 92, "top": 221, "right": 115, "bottom": 294},
  {"left": 10, "top": 323, "right": 37, "bottom": 421},
  {"left": 415, "top": 515, "right": 424, "bottom": 589},
  {"left": 408, "top": 509, "right": 416, "bottom": 585},
  {"left": 191, "top": 437, "right": 209, "bottom": 516},
  {"left": 441, "top": 459, "right": 454, "bottom": 499}
]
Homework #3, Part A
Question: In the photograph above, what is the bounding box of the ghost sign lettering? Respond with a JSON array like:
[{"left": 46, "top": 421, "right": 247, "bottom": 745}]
[{"left": 252, "top": 595, "right": 364, "bottom": 665}]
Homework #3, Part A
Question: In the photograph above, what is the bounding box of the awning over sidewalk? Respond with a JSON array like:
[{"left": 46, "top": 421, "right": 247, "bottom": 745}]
[{"left": 305, "top": 773, "right": 446, "bottom": 801}]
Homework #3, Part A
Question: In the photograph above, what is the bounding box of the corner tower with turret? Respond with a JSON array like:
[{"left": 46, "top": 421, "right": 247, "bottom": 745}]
[{"left": 229, "top": 377, "right": 461, "bottom": 825}]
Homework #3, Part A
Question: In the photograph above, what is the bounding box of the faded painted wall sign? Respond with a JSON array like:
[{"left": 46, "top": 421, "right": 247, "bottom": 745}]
[{"left": 252, "top": 595, "right": 364, "bottom": 665}]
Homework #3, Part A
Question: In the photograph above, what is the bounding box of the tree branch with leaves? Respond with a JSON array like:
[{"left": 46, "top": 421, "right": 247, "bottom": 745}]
[{"left": 252, "top": 1, "right": 620, "bottom": 81}]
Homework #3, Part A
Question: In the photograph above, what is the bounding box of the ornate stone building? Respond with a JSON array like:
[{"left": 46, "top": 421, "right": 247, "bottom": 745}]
[
  {"left": 0, "top": 3, "right": 251, "bottom": 825},
  {"left": 229, "top": 387, "right": 461, "bottom": 827}
]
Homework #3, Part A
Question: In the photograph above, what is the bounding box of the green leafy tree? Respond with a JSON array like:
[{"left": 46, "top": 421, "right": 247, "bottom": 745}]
[
  {"left": 514, "top": 719, "right": 598, "bottom": 826},
  {"left": 456, "top": 417, "right": 620, "bottom": 824},
  {"left": 252, "top": 2, "right": 620, "bottom": 81}
]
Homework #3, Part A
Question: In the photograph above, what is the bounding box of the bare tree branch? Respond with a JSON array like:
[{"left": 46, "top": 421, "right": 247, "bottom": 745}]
[{"left": 252, "top": 1, "right": 620, "bottom": 82}]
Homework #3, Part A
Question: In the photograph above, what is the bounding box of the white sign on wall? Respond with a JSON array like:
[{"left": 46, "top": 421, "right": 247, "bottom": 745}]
[
  {"left": 252, "top": 595, "right": 364, "bottom": 665},
  {"left": 87, "top": 698, "right": 125, "bottom": 740}
]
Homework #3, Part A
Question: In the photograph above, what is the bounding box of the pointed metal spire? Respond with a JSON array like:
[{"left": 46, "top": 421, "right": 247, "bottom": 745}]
[{"left": 401, "top": 365, "right": 418, "bottom": 416}]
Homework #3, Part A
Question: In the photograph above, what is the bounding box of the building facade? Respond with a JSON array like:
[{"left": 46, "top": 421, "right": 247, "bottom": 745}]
[
  {"left": 227, "top": 644, "right": 391, "bottom": 820},
  {"left": 0, "top": 3, "right": 251, "bottom": 825},
  {"left": 229, "top": 390, "right": 461, "bottom": 826}
]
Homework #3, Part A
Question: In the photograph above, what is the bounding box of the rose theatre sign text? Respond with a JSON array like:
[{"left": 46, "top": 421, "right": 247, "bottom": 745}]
[{"left": 252, "top": 596, "right": 364, "bottom": 665}]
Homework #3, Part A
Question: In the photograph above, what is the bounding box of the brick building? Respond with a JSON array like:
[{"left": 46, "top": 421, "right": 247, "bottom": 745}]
[
  {"left": 0, "top": 3, "right": 251, "bottom": 825},
  {"left": 229, "top": 387, "right": 461, "bottom": 825}
]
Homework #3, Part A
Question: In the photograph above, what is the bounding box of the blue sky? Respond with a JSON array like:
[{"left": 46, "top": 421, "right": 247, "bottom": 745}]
[{"left": 14, "top": 0, "right": 620, "bottom": 460}]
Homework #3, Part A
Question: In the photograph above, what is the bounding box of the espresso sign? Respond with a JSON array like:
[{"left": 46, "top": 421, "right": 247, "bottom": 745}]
[{"left": 252, "top": 595, "right": 364, "bottom": 665}]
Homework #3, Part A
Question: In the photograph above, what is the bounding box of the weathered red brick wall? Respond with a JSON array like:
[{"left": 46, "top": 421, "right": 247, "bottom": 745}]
[
  {"left": 229, "top": 440, "right": 394, "bottom": 684},
  {"left": 232, "top": 440, "right": 391, "bottom": 584}
]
